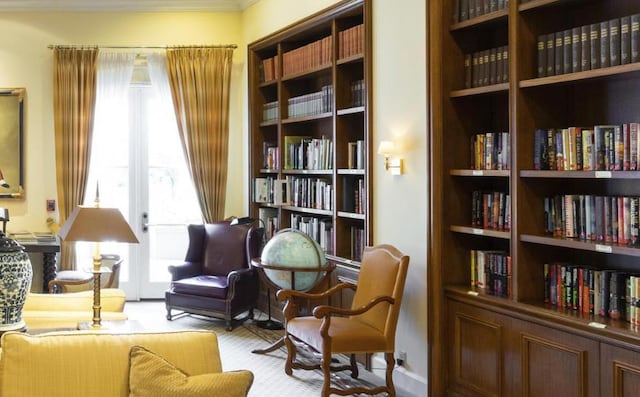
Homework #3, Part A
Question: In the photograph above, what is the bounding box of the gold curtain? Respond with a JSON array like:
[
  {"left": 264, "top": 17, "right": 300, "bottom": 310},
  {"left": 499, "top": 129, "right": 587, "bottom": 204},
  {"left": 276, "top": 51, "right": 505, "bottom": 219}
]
[
  {"left": 165, "top": 47, "right": 234, "bottom": 223},
  {"left": 53, "top": 47, "right": 98, "bottom": 271}
]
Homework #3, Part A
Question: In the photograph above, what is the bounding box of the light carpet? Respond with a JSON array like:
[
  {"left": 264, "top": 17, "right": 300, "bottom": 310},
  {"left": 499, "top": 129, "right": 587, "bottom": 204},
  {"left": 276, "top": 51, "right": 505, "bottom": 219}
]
[{"left": 124, "top": 300, "right": 415, "bottom": 396}]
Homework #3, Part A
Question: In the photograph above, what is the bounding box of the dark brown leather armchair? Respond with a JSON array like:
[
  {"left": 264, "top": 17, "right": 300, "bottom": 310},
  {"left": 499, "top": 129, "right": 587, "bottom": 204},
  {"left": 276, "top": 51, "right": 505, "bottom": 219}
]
[{"left": 165, "top": 222, "right": 263, "bottom": 330}]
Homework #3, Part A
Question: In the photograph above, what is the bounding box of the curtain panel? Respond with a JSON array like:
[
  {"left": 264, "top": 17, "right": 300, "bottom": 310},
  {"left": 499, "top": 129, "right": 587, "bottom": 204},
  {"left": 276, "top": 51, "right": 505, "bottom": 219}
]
[
  {"left": 165, "top": 47, "right": 234, "bottom": 223},
  {"left": 53, "top": 47, "right": 98, "bottom": 271}
]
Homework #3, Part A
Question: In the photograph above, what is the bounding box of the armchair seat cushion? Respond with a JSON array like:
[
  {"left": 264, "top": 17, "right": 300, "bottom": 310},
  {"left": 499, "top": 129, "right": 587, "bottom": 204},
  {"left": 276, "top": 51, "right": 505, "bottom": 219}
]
[
  {"left": 288, "top": 316, "right": 388, "bottom": 353},
  {"left": 171, "top": 276, "right": 228, "bottom": 299}
]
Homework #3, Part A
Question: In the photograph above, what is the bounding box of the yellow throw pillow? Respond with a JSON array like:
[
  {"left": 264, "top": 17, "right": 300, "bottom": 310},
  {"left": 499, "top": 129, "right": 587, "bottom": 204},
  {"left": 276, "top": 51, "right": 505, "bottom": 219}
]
[{"left": 129, "top": 345, "right": 253, "bottom": 397}]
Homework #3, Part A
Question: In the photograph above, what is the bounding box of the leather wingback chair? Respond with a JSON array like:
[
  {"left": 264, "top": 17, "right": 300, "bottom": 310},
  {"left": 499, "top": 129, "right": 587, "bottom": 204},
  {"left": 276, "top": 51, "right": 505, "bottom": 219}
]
[
  {"left": 165, "top": 222, "right": 263, "bottom": 331},
  {"left": 276, "top": 244, "right": 409, "bottom": 397}
]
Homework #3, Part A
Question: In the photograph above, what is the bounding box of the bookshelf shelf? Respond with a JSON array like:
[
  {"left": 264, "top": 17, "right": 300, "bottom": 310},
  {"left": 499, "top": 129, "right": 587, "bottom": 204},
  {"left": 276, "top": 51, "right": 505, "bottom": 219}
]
[
  {"left": 429, "top": 0, "right": 640, "bottom": 395},
  {"left": 520, "top": 234, "right": 640, "bottom": 257},
  {"left": 248, "top": 0, "right": 371, "bottom": 268},
  {"left": 282, "top": 112, "right": 333, "bottom": 124},
  {"left": 450, "top": 9, "right": 507, "bottom": 31},
  {"left": 450, "top": 169, "right": 509, "bottom": 177},
  {"left": 520, "top": 63, "right": 640, "bottom": 89},
  {"left": 520, "top": 170, "right": 640, "bottom": 179},
  {"left": 450, "top": 225, "right": 510, "bottom": 240},
  {"left": 449, "top": 83, "right": 509, "bottom": 97}
]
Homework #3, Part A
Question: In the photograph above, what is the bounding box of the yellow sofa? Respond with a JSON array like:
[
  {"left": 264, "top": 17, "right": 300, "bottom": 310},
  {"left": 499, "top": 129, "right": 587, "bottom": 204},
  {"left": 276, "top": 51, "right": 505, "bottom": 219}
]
[
  {"left": 0, "top": 329, "right": 253, "bottom": 397},
  {"left": 22, "top": 288, "right": 128, "bottom": 331}
]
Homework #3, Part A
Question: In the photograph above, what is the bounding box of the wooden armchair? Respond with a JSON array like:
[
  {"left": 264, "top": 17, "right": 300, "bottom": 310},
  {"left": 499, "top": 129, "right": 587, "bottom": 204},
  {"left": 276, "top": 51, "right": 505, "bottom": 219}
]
[
  {"left": 48, "top": 254, "right": 122, "bottom": 293},
  {"left": 276, "top": 244, "right": 409, "bottom": 397}
]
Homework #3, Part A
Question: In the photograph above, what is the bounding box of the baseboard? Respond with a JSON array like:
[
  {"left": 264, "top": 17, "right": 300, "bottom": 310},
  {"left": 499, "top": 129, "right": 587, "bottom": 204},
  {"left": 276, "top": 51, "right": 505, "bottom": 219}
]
[{"left": 371, "top": 355, "right": 427, "bottom": 397}]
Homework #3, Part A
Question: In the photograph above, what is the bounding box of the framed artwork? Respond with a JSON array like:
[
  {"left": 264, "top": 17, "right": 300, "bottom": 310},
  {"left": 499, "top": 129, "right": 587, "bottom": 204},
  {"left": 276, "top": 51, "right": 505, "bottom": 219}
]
[{"left": 0, "top": 88, "right": 24, "bottom": 198}]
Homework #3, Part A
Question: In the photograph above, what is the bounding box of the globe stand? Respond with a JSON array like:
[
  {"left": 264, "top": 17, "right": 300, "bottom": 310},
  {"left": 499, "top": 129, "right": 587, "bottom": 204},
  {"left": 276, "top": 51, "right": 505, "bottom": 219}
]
[
  {"left": 255, "top": 287, "right": 283, "bottom": 330},
  {"left": 250, "top": 258, "right": 334, "bottom": 355}
]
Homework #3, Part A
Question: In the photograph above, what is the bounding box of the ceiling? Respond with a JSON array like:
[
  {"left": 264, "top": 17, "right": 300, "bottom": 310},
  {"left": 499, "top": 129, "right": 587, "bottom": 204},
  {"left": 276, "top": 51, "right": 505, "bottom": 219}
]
[{"left": 0, "top": 0, "right": 259, "bottom": 12}]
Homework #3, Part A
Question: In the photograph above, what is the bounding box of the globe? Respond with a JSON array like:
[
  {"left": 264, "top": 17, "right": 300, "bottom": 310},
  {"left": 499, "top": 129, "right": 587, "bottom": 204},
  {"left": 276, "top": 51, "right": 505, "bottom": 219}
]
[{"left": 260, "top": 228, "right": 327, "bottom": 292}]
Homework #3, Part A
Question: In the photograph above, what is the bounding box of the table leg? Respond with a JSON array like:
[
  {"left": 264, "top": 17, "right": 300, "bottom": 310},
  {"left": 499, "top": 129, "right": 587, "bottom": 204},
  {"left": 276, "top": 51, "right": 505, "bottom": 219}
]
[{"left": 42, "top": 252, "right": 57, "bottom": 292}]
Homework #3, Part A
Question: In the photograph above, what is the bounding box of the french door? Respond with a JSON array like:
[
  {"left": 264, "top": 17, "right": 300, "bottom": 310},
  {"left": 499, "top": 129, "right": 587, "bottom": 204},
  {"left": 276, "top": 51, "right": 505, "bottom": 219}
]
[{"left": 89, "top": 84, "right": 201, "bottom": 300}]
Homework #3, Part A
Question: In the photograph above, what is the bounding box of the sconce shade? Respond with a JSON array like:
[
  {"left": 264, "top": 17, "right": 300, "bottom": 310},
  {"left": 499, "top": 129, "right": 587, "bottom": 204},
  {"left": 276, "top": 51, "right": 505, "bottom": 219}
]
[
  {"left": 59, "top": 206, "right": 139, "bottom": 244},
  {"left": 377, "top": 140, "right": 396, "bottom": 155}
]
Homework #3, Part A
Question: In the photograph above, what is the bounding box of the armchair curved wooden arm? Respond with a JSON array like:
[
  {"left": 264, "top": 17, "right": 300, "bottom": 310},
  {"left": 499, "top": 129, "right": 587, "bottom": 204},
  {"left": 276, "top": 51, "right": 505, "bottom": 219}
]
[{"left": 280, "top": 244, "right": 409, "bottom": 397}]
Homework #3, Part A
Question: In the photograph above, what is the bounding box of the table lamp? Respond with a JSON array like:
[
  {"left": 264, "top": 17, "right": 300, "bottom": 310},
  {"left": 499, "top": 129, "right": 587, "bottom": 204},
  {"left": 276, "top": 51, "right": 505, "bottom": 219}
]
[{"left": 59, "top": 205, "right": 138, "bottom": 328}]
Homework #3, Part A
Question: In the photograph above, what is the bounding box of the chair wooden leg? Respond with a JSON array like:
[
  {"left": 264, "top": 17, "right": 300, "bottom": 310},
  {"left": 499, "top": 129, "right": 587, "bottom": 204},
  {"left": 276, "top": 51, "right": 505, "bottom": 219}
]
[
  {"left": 166, "top": 308, "right": 172, "bottom": 321},
  {"left": 321, "top": 348, "right": 332, "bottom": 397},
  {"left": 284, "top": 334, "right": 296, "bottom": 376},
  {"left": 349, "top": 353, "right": 359, "bottom": 379},
  {"left": 385, "top": 352, "right": 396, "bottom": 397}
]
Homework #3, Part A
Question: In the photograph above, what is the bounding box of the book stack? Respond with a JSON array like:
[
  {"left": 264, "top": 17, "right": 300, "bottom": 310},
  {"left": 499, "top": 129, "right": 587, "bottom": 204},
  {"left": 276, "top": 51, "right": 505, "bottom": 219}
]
[
  {"left": 470, "top": 250, "right": 511, "bottom": 298},
  {"left": 350, "top": 79, "right": 365, "bottom": 107},
  {"left": 287, "top": 85, "right": 333, "bottom": 118},
  {"left": 282, "top": 36, "right": 332, "bottom": 77},
  {"left": 471, "top": 190, "right": 511, "bottom": 231},
  {"left": 262, "top": 101, "right": 278, "bottom": 122},
  {"left": 258, "top": 207, "right": 279, "bottom": 240},
  {"left": 544, "top": 194, "right": 639, "bottom": 245},
  {"left": 290, "top": 214, "right": 333, "bottom": 254},
  {"left": 286, "top": 175, "right": 332, "bottom": 211},
  {"left": 350, "top": 226, "right": 364, "bottom": 261},
  {"left": 533, "top": 123, "right": 640, "bottom": 171},
  {"left": 544, "top": 263, "right": 640, "bottom": 324},
  {"left": 338, "top": 23, "right": 364, "bottom": 60},
  {"left": 262, "top": 142, "right": 279, "bottom": 170},
  {"left": 283, "top": 136, "right": 333, "bottom": 171},
  {"left": 347, "top": 140, "right": 365, "bottom": 170},
  {"left": 464, "top": 46, "right": 509, "bottom": 88},
  {"left": 260, "top": 55, "right": 279, "bottom": 82},
  {"left": 537, "top": 15, "right": 640, "bottom": 78},
  {"left": 452, "top": 0, "right": 508, "bottom": 23},
  {"left": 470, "top": 132, "right": 510, "bottom": 170}
]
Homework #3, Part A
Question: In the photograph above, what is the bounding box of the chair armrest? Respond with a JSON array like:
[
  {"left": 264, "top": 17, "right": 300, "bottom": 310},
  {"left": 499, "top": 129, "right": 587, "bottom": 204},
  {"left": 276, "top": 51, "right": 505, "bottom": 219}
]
[
  {"left": 167, "top": 261, "right": 202, "bottom": 281},
  {"left": 313, "top": 295, "right": 395, "bottom": 319},
  {"left": 276, "top": 282, "right": 356, "bottom": 302},
  {"left": 227, "top": 268, "right": 254, "bottom": 284}
]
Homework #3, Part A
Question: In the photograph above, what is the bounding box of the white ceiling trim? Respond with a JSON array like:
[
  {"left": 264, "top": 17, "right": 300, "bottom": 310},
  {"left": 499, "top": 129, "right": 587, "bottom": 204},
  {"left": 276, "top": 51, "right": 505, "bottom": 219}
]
[{"left": 0, "top": 0, "right": 260, "bottom": 12}]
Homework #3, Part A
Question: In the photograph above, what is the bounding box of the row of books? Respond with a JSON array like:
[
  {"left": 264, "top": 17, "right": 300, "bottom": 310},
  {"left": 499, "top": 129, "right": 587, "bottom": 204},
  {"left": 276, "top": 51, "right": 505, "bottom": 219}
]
[
  {"left": 537, "top": 15, "right": 640, "bottom": 78},
  {"left": 470, "top": 249, "right": 512, "bottom": 299},
  {"left": 290, "top": 214, "right": 333, "bottom": 254},
  {"left": 345, "top": 177, "right": 365, "bottom": 215},
  {"left": 259, "top": 55, "right": 279, "bottom": 83},
  {"left": 283, "top": 136, "right": 333, "bottom": 171},
  {"left": 452, "top": 0, "right": 508, "bottom": 23},
  {"left": 253, "top": 176, "right": 284, "bottom": 204},
  {"left": 350, "top": 226, "right": 365, "bottom": 261},
  {"left": 543, "top": 264, "right": 640, "bottom": 324},
  {"left": 338, "top": 23, "right": 364, "bottom": 60},
  {"left": 261, "top": 142, "right": 279, "bottom": 170},
  {"left": 262, "top": 100, "right": 278, "bottom": 122},
  {"left": 258, "top": 207, "right": 279, "bottom": 240},
  {"left": 287, "top": 85, "right": 333, "bottom": 118},
  {"left": 533, "top": 124, "right": 640, "bottom": 171},
  {"left": 282, "top": 36, "right": 332, "bottom": 77},
  {"left": 464, "top": 45, "right": 509, "bottom": 89},
  {"left": 350, "top": 79, "right": 365, "bottom": 107},
  {"left": 471, "top": 190, "right": 511, "bottom": 231},
  {"left": 470, "top": 132, "right": 510, "bottom": 170},
  {"left": 544, "top": 195, "right": 640, "bottom": 245},
  {"left": 286, "top": 176, "right": 333, "bottom": 211}
]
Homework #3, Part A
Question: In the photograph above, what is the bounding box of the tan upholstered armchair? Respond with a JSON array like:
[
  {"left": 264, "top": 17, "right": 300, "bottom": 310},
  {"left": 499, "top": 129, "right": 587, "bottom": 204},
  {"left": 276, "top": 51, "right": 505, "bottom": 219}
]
[{"left": 276, "top": 244, "right": 409, "bottom": 397}]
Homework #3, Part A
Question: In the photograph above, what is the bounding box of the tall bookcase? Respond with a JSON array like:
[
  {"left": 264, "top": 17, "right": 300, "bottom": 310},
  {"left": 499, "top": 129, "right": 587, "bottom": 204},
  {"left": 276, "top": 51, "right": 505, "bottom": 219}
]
[
  {"left": 248, "top": 0, "right": 371, "bottom": 314},
  {"left": 429, "top": 0, "right": 640, "bottom": 395}
]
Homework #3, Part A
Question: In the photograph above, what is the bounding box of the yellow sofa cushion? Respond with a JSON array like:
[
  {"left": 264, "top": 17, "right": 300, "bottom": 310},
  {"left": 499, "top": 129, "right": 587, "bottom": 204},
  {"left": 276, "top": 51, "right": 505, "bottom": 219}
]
[
  {"left": 128, "top": 346, "right": 253, "bottom": 397},
  {"left": 0, "top": 330, "right": 223, "bottom": 397}
]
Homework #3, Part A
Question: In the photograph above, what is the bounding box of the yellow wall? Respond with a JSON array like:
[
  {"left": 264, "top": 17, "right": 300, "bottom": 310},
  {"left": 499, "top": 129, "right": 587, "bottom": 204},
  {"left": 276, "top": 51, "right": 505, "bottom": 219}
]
[
  {"left": 0, "top": 11, "right": 246, "bottom": 231},
  {"left": 242, "top": 0, "right": 428, "bottom": 389}
]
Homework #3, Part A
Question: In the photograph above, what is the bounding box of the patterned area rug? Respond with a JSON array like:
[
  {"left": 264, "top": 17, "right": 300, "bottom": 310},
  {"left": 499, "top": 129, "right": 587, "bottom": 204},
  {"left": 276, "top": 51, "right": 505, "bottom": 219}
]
[{"left": 125, "top": 301, "right": 395, "bottom": 396}]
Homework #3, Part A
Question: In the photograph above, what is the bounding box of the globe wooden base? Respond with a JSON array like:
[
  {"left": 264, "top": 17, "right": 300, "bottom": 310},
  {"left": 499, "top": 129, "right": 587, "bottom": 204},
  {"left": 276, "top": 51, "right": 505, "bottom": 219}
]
[{"left": 256, "top": 318, "right": 283, "bottom": 330}]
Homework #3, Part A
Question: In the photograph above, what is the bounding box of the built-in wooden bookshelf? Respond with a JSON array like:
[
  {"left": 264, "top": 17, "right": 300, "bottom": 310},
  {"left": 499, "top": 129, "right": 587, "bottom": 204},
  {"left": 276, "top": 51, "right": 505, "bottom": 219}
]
[
  {"left": 429, "top": 0, "right": 640, "bottom": 395},
  {"left": 247, "top": 0, "right": 371, "bottom": 318}
]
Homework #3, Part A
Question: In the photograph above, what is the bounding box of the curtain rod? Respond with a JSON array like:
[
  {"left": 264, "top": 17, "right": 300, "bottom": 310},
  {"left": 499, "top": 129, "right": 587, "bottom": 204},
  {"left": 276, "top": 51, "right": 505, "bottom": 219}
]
[{"left": 47, "top": 44, "right": 237, "bottom": 49}]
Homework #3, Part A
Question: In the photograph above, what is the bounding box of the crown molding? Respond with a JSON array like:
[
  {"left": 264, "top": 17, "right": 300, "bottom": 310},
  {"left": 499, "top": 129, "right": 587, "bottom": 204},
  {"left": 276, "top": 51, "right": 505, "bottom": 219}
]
[{"left": 0, "top": 0, "right": 260, "bottom": 12}]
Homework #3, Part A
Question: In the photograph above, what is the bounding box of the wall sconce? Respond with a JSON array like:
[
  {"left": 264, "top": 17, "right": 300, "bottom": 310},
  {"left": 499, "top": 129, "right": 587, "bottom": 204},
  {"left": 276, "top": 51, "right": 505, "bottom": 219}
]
[{"left": 377, "top": 140, "right": 404, "bottom": 175}]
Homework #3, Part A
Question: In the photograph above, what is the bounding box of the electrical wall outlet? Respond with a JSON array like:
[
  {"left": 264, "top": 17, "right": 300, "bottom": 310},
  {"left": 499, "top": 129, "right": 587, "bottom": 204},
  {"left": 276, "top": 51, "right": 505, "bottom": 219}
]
[{"left": 396, "top": 351, "right": 407, "bottom": 366}]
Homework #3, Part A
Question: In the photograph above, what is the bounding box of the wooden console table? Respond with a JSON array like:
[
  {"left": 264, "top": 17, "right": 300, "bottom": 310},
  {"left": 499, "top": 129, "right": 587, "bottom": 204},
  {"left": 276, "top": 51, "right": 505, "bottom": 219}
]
[{"left": 20, "top": 240, "right": 60, "bottom": 292}]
